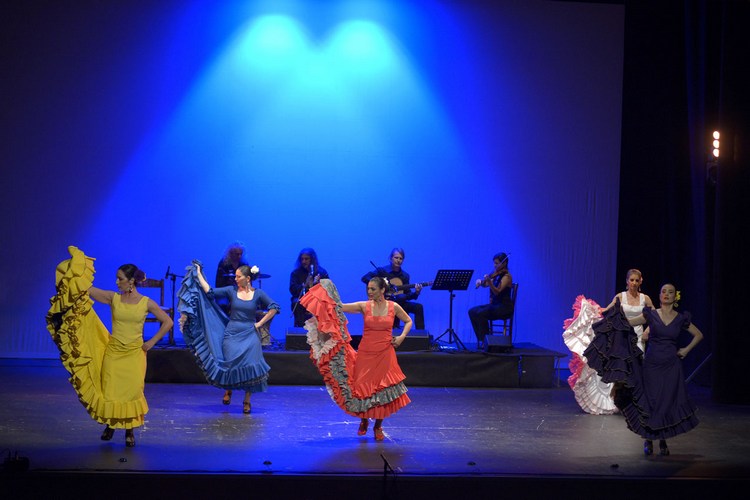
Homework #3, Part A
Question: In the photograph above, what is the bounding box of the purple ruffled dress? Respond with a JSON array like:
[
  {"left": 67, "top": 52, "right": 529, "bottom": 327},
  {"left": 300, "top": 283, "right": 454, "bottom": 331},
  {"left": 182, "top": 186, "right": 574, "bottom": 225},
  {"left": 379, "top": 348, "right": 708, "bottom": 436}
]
[
  {"left": 633, "top": 307, "right": 699, "bottom": 439},
  {"left": 584, "top": 300, "right": 699, "bottom": 440}
]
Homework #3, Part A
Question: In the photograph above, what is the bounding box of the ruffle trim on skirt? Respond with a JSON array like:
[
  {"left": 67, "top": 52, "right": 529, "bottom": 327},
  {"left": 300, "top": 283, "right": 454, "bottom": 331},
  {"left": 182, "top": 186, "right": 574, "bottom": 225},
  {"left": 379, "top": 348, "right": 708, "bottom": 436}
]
[
  {"left": 302, "top": 280, "right": 410, "bottom": 419},
  {"left": 643, "top": 409, "right": 700, "bottom": 440},
  {"left": 79, "top": 376, "right": 148, "bottom": 429},
  {"left": 177, "top": 262, "right": 269, "bottom": 391},
  {"left": 583, "top": 298, "right": 643, "bottom": 387},
  {"left": 351, "top": 367, "right": 407, "bottom": 400},
  {"left": 562, "top": 295, "right": 602, "bottom": 356},
  {"left": 356, "top": 393, "right": 411, "bottom": 419},
  {"left": 570, "top": 360, "right": 617, "bottom": 415},
  {"left": 567, "top": 352, "right": 585, "bottom": 390},
  {"left": 582, "top": 300, "right": 651, "bottom": 428},
  {"left": 616, "top": 386, "right": 699, "bottom": 440},
  {"left": 46, "top": 246, "right": 147, "bottom": 429},
  {"left": 563, "top": 296, "right": 615, "bottom": 414}
]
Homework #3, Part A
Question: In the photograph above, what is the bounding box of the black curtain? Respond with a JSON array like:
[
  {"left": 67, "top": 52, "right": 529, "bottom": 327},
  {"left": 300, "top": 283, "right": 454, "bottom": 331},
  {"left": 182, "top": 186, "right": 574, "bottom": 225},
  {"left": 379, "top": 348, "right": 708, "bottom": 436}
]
[{"left": 618, "top": 1, "right": 750, "bottom": 403}]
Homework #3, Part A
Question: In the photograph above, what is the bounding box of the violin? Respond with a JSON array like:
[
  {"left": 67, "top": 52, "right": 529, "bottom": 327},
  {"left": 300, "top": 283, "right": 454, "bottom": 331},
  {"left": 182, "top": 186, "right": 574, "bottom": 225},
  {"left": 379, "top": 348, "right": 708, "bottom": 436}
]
[
  {"left": 476, "top": 270, "right": 502, "bottom": 288},
  {"left": 476, "top": 253, "right": 510, "bottom": 288}
]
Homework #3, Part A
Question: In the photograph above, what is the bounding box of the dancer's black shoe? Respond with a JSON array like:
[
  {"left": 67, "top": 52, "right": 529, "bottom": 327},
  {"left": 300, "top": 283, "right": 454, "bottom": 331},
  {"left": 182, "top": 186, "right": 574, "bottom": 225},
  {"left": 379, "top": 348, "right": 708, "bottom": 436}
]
[
  {"left": 643, "top": 440, "right": 653, "bottom": 456},
  {"left": 659, "top": 440, "right": 669, "bottom": 456}
]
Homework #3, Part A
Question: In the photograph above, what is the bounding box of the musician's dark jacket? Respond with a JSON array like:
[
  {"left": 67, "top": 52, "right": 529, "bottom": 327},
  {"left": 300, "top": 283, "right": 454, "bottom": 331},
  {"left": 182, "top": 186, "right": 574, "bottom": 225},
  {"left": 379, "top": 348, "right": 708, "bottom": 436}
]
[
  {"left": 290, "top": 266, "right": 330, "bottom": 300},
  {"left": 290, "top": 265, "right": 330, "bottom": 327},
  {"left": 215, "top": 258, "right": 249, "bottom": 288}
]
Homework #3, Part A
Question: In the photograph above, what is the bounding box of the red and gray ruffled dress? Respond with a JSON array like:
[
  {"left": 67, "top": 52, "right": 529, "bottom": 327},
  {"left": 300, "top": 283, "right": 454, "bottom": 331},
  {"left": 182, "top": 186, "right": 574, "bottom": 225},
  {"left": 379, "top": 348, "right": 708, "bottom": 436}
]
[{"left": 301, "top": 280, "right": 410, "bottom": 419}]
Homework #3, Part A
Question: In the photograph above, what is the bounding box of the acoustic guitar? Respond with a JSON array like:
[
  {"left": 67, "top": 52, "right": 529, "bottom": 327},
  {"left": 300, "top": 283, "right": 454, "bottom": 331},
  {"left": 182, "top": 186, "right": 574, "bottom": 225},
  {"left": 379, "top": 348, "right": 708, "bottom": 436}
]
[{"left": 386, "top": 277, "right": 433, "bottom": 297}]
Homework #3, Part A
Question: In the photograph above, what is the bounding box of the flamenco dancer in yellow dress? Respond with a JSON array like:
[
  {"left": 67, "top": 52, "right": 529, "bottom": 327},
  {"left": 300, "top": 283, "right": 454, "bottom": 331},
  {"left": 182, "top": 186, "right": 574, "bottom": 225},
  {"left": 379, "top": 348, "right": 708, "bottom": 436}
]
[{"left": 46, "top": 246, "right": 173, "bottom": 447}]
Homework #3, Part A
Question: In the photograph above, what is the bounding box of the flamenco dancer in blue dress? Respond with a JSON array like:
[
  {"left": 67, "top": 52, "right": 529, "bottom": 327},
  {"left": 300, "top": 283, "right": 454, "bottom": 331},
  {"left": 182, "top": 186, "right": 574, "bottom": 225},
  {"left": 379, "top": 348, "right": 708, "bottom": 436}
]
[
  {"left": 585, "top": 283, "right": 703, "bottom": 456},
  {"left": 178, "top": 262, "right": 279, "bottom": 414}
]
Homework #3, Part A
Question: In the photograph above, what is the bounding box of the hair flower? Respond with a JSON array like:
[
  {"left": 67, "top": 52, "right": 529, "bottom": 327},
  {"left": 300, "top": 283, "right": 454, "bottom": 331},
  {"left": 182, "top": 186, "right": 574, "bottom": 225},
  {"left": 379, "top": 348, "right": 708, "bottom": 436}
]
[{"left": 251, "top": 265, "right": 260, "bottom": 275}]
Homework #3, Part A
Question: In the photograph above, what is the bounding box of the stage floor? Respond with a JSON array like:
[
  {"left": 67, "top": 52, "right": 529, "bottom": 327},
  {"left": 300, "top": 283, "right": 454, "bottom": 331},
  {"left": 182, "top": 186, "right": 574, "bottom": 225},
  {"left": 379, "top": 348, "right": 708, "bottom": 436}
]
[{"left": 2, "top": 361, "right": 749, "bottom": 499}]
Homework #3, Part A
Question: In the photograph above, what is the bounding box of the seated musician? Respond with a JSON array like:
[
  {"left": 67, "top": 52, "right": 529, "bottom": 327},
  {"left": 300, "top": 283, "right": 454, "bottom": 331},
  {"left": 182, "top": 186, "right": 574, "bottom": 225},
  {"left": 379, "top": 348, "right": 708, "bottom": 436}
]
[
  {"left": 361, "top": 247, "right": 425, "bottom": 330},
  {"left": 290, "top": 248, "right": 329, "bottom": 327},
  {"left": 215, "top": 241, "right": 249, "bottom": 315},
  {"left": 468, "top": 252, "right": 513, "bottom": 350}
]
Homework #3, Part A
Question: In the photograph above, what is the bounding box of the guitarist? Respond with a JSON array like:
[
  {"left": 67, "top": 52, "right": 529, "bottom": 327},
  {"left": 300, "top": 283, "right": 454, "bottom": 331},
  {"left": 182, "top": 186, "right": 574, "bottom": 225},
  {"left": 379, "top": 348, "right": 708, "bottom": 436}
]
[{"left": 361, "top": 248, "right": 425, "bottom": 330}]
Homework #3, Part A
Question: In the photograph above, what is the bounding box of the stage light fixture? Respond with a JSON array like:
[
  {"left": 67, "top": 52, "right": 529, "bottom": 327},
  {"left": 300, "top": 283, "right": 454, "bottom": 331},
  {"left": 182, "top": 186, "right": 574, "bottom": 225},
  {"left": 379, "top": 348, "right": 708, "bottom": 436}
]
[
  {"left": 707, "top": 130, "right": 720, "bottom": 186},
  {"left": 712, "top": 130, "right": 720, "bottom": 158}
]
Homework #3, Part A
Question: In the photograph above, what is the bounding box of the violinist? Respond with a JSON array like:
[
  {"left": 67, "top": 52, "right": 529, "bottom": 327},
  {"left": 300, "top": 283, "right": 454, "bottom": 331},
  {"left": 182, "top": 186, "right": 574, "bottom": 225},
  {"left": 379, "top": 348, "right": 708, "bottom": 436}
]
[
  {"left": 290, "top": 248, "right": 330, "bottom": 327},
  {"left": 468, "top": 252, "right": 514, "bottom": 349}
]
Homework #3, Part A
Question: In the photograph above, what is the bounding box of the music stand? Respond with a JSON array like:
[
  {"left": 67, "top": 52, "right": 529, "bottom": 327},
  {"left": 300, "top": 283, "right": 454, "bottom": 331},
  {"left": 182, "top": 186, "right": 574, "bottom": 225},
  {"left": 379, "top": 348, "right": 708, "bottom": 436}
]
[{"left": 433, "top": 269, "right": 474, "bottom": 350}]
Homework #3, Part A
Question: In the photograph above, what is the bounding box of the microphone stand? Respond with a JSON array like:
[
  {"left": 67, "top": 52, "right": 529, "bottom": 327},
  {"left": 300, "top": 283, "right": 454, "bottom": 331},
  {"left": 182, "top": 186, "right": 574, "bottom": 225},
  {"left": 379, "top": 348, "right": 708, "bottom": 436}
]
[
  {"left": 380, "top": 453, "right": 397, "bottom": 498},
  {"left": 290, "top": 267, "right": 314, "bottom": 324},
  {"left": 165, "top": 266, "right": 183, "bottom": 346},
  {"left": 369, "top": 260, "right": 385, "bottom": 275}
]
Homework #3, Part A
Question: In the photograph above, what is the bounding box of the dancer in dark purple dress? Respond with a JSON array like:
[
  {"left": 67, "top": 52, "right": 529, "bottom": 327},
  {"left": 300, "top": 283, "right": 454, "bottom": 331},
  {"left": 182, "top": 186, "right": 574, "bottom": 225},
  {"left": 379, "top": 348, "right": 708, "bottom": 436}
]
[{"left": 628, "top": 283, "right": 704, "bottom": 456}]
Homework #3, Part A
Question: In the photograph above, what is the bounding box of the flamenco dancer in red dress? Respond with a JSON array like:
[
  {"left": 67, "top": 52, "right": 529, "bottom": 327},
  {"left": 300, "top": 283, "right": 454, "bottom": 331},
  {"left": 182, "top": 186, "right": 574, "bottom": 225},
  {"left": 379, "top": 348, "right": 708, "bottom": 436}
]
[{"left": 300, "top": 276, "right": 411, "bottom": 441}]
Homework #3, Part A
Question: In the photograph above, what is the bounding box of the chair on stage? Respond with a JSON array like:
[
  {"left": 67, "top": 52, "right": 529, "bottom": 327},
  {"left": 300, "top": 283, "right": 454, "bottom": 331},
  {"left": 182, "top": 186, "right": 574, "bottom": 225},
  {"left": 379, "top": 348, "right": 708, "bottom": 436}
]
[
  {"left": 256, "top": 309, "right": 277, "bottom": 347},
  {"left": 488, "top": 282, "right": 519, "bottom": 347},
  {"left": 392, "top": 309, "right": 422, "bottom": 332},
  {"left": 139, "top": 277, "right": 175, "bottom": 345}
]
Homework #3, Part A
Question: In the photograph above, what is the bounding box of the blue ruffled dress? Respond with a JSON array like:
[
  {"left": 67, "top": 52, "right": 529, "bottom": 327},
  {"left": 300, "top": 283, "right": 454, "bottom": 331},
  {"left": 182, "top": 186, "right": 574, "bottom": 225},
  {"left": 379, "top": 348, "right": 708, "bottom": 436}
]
[{"left": 177, "top": 263, "right": 279, "bottom": 392}]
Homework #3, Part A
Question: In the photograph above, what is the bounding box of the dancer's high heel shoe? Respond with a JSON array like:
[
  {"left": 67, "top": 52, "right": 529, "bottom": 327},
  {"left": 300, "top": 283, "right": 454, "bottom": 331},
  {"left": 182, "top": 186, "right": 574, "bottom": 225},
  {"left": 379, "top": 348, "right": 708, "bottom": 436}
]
[
  {"left": 243, "top": 401, "right": 251, "bottom": 414},
  {"left": 125, "top": 430, "right": 135, "bottom": 448},
  {"left": 373, "top": 426, "right": 385, "bottom": 442},
  {"left": 643, "top": 440, "right": 653, "bottom": 456},
  {"left": 659, "top": 440, "right": 670, "bottom": 456},
  {"left": 223, "top": 390, "right": 232, "bottom": 405},
  {"left": 101, "top": 426, "right": 115, "bottom": 441},
  {"left": 358, "top": 419, "right": 369, "bottom": 436}
]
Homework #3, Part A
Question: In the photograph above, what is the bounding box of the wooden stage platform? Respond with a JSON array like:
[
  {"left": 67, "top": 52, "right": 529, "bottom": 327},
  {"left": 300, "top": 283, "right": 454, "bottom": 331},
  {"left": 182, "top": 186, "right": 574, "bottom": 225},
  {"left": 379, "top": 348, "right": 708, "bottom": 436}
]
[{"left": 145, "top": 341, "right": 567, "bottom": 389}]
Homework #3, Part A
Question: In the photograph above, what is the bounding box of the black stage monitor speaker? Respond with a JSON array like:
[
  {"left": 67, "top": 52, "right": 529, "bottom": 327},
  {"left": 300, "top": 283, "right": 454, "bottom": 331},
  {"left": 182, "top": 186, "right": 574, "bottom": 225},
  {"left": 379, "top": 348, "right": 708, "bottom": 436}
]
[
  {"left": 394, "top": 330, "right": 432, "bottom": 351},
  {"left": 286, "top": 329, "right": 431, "bottom": 351},
  {"left": 285, "top": 328, "right": 309, "bottom": 351},
  {"left": 485, "top": 335, "right": 512, "bottom": 353}
]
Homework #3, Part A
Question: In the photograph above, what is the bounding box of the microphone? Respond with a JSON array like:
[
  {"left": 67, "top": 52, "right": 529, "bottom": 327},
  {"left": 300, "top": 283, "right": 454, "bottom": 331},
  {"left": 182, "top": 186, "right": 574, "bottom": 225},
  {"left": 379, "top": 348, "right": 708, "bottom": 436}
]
[{"left": 165, "top": 265, "right": 170, "bottom": 279}]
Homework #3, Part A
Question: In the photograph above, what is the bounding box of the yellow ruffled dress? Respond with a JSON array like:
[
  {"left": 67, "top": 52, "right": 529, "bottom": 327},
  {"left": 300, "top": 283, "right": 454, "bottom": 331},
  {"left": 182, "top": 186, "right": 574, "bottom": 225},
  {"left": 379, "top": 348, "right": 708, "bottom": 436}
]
[{"left": 46, "top": 246, "right": 149, "bottom": 429}]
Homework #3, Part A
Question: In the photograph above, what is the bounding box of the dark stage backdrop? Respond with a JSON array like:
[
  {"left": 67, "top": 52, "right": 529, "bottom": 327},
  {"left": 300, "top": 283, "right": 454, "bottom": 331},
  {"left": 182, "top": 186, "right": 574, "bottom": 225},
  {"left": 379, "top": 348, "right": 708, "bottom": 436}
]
[
  {"left": 617, "top": 1, "right": 750, "bottom": 403},
  {"left": 0, "top": 0, "right": 624, "bottom": 357}
]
